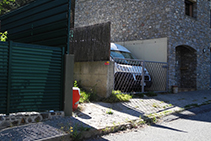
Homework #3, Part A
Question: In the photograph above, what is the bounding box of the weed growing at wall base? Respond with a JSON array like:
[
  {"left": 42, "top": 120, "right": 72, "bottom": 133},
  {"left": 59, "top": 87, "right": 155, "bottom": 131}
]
[
  {"left": 75, "top": 80, "right": 132, "bottom": 104},
  {"left": 74, "top": 80, "right": 100, "bottom": 103},
  {"left": 106, "top": 108, "right": 114, "bottom": 115},
  {"left": 102, "top": 90, "right": 132, "bottom": 103}
]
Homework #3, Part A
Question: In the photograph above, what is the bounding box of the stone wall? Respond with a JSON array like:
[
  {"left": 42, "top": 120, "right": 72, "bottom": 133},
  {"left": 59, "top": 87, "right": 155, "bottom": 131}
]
[
  {"left": 0, "top": 111, "right": 64, "bottom": 130},
  {"left": 75, "top": 0, "right": 171, "bottom": 42},
  {"left": 168, "top": 0, "right": 211, "bottom": 90},
  {"left": 75, "top": 0, "right": 211, "bottom": 90}
]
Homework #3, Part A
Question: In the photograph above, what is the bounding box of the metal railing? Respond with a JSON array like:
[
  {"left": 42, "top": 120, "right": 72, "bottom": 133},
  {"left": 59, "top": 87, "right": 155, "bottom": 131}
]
[{"left": 113, "top": 58, "right": 168, "bottom": 93}]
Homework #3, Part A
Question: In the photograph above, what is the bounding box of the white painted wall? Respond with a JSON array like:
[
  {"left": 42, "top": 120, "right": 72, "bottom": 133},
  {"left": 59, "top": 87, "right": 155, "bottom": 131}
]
[{"left": 116, "top": 37, "right": 168, "bottom": 62}]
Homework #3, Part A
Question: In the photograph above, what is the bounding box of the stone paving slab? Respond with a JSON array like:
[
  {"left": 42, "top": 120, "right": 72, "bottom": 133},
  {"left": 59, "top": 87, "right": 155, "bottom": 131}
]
[{"left": 0, "top": 90, "right": 211, "bottom": 141}]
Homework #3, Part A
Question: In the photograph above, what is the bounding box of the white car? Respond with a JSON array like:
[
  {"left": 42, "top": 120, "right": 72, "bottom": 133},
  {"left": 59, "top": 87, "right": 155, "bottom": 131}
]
[{"left": 110, "top": 43, "right": 152, "bottom": 92}]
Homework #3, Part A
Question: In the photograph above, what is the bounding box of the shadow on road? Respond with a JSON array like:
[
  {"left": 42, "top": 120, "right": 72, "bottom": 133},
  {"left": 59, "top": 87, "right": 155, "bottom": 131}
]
[{"left": 152, "top": 124, "right": 188, "bottom": 133}]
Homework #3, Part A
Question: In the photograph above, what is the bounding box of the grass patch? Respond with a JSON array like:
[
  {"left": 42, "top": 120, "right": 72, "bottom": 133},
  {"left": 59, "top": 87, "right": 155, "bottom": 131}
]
[
  {"left": 168, "top": 104, "right": 173, "bottom": 107},
  {"left": 133, "top": 93, "right": 144, "bottom": 98},
  {"left": 102, "top": 90, "right": 132, "bottom": 103},
  {"left": 132, "top": 91, "right": 157, "bottom": 98},
  {"left": 76, "top": 81, "right": 132, "bottom": 104},
  {"left": 152, "top": 103, "right": 160, "bottom": 108},
  {"left": 145, "top": 91, "right": 157, "bottom": 97},
  {"left": 79, "top": 89, "right": 132, "bottom": 103},
  {"left": 202, "top": 100, "right": 211, "bottom": 105},
  {"left": 178, "top": 98, "right": 185, "bottom": 101},
  {"left": 135, "top": 106, "right": 139, "bottom": 108},
  {"left": 79, "top": 89, "right": 100, "bottom": 103},
  {"left": 79, "top": 90, "right": 91, "bottom": 103},
  {"left": 184, "top": 103, "right": 199, "bottom": 109},
  {"left": 59, "top": 122, "right": 91, "bottom": 141},
  {"left": 74, "top": 81, "right": 100, "bottom": 103},
  {"left": 106, "top": 108, "right": 114, "bottom": 115}
]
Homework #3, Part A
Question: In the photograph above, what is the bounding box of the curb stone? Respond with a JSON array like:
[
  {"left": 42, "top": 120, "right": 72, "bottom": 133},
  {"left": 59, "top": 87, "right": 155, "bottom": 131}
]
[
  {"left": 46, "top": 104, "right": 205, "bottom": 141},
  {"left": 73, "top": 105, "right": 202, "bottom": 140},
  {"left": 73, "top": 119, "right": 146, "bottom": 140}
]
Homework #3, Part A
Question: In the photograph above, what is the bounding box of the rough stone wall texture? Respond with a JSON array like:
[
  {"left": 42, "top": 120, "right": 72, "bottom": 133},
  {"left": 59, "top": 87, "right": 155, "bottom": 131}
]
[
  {"left": 75, "top": 0, "right": 171, "bottom": 41},
  {"left": 0, "top": 111, "right": 64, "bottom": 130},
  {"left": 75, "top": 0, "right": 211, "bottom": 90},
  {"left": 176, "top": 46, "right": 197, "bottom": 88},
  {"left": 168, "top": 0, "right": 211, "bottom": 90}
]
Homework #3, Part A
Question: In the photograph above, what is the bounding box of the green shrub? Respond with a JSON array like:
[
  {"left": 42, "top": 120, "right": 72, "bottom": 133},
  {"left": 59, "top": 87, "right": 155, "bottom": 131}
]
[
  {"left": 106, "top": 108, "right": 113, "bottom": 115},
  {"left": 0, "top": 31, "right": 7, "bottom": 41},
  {"left": 74, "top": 80, "right": 100, "bottom": 103},
  {"left": 79, "top": 90, "right": 91, "bottom": 103},
  {"left": 73, "top": 80, "right": 78, "bottom": 88},
  {"left": 75, "top": 81, "right": 132, "bottom": 103}
]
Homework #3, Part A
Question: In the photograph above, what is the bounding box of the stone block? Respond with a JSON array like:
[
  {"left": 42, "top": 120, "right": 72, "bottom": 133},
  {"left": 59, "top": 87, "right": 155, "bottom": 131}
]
[
  {"left": 21, "top": 118, "right": 26, "bottom": 124},
  {"left": 41, "top": 113, "right": 49, "bottom": 120},
  {"left": 27, "top": 118, "right": 33, "bottom": 123},
  {"left": 34, "top": 116, "right": 41, "bottom": 122},
  {"left": 11, "top": 121, "right": 19, "bottom": 126},
  {"left": 1, "top": 121, "right": 11, "bottom": 128},
  {"left": 0, "top": 116, "right": 5, "bottom": 121}
]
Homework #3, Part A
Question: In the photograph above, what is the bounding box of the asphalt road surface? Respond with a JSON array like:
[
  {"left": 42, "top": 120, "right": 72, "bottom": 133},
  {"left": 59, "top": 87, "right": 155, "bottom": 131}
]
[{"left": 86, "top": 103, "right": 211, "bottom": 141}]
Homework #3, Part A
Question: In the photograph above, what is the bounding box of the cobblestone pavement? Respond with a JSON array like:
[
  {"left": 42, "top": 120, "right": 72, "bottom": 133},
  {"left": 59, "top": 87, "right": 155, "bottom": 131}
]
[{"left": 0, "top": 90, "right": 211, "bottom": 141}]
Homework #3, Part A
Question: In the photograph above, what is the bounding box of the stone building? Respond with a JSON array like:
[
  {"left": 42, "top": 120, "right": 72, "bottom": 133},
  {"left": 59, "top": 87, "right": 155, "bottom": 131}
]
[{"left": 74, "top": 0, "right": 211, "bottom": 91}]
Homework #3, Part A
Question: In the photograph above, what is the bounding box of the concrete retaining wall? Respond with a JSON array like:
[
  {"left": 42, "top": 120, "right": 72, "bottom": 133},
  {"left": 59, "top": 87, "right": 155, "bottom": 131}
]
[{"left": 74, "top": 61, "right": 114, "bottom": 98}]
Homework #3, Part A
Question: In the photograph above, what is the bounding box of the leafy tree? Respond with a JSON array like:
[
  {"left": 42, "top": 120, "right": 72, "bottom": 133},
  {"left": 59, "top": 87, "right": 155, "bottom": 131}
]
[
  {"left": 0, "top": 0, "right": 15, "bottom": 15},
  {"left": 0, "top": 0, "right": 16, "bottom": 41},
  {"left": 0, "top": 0, "right": 36, "bottom": 41}
]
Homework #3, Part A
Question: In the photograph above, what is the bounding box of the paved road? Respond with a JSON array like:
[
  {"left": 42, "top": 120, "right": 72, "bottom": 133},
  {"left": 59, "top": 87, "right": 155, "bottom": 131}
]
[{"left": 87, "top": 103, "right": 211, "bottom": 141}]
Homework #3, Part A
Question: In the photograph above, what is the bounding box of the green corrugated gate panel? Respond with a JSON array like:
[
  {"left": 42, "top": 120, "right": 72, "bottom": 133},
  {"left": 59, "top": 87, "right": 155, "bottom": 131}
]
[
  {"left": 0, "top": 0, "right": 72, "bottom": 52},
  {"left": 0, "top": 41, "right": 64, "bottom": 114},
  {"left": 9, "top": 42, "right": 64, "bottom": 113},
  {"left": 0, "top": 42, "right": 9, "bottom": 114}
]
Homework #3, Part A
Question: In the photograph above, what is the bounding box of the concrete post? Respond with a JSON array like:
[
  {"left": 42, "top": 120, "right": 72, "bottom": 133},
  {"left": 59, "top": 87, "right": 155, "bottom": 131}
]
[{"left": 64, "top": 54, "right": 74, "bottom": 116}]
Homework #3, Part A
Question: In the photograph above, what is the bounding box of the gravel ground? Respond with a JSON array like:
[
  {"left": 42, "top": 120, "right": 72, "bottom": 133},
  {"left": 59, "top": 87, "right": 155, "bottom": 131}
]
[{"left": 0, "top": 117, "right": 91, "bottom": 141}]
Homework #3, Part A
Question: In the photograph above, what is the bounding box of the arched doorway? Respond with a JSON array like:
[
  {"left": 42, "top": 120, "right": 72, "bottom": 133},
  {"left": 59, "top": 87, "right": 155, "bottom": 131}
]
[{"left": 176, "top": 45, "right": 197, "bottom": 89}]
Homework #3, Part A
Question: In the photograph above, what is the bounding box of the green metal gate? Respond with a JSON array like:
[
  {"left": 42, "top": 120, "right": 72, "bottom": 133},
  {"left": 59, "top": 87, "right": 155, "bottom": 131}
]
[
  {"left": 0, "top": 42, "right": 9, "bottom": 114},
  {"left": 0, "top": 41, "right": 64, "bottom": 114}
]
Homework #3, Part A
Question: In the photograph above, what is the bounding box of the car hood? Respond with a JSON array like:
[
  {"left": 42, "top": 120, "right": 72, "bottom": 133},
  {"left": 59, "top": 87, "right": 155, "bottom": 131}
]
[{"left": 114, "top": 62, "right": 148, "bottom": 74}]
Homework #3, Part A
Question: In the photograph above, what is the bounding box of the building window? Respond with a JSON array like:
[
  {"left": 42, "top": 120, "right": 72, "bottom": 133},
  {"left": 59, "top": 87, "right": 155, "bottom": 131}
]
[{"left": 185, "top": 0, "right": 197, "bottom": 18}]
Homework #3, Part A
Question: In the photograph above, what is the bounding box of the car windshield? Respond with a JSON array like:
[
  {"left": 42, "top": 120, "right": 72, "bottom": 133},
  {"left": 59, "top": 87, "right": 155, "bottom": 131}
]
[
  {"left": 110, "top": 50, "right": 136, "bottom": 59},
  {"left": 111, "top": 50, "right": 137, "bottom": 65}
]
